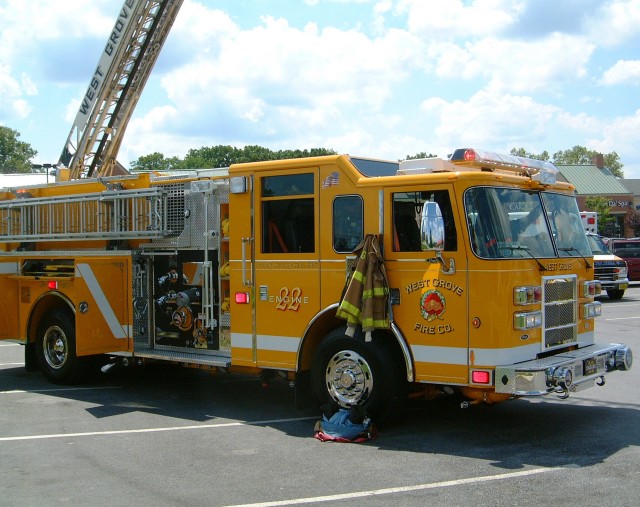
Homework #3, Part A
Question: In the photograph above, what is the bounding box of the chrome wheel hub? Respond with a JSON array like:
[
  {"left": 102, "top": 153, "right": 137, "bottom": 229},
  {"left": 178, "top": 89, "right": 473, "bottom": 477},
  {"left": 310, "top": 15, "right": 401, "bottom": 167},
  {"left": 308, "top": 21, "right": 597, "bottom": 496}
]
[
  {"left": 325, "top": 350, "right": 373, "bottom": 407},
  {"left": 43, "top": 326, "right": 68, "bottom": 370}
]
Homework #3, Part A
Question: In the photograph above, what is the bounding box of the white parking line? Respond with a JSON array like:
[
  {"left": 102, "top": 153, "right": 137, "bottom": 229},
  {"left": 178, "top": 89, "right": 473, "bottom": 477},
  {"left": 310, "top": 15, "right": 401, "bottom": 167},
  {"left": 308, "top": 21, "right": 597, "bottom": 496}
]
[
  {"left": 221, "top": 467, "right": 561, "bottom": 507},
  {"left": 0, "top": 386, "right": 122, "bottom": 395},
  {"left": 605, "top": 316, "right": 640, "bottom": 321},
  {"left": 0, "top": 416, "right": 316, "bottom": 442}
]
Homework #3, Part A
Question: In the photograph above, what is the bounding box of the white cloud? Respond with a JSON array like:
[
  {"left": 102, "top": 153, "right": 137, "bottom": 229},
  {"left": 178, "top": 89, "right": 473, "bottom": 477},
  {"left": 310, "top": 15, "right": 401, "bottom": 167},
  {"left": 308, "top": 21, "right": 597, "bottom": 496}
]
[
  {"left": 600, "top": 60, "right": 640, "bottom": 86},
  {"left": 0, "top": 63, "right": 31, "bottom": 120},
  {"left": 427, "top": 33, "right": 594, "bottom": 94},
  {"left": 140, "top": 11, "right": 421, "bottom": 150},
  {"left": 420, "top": 90, "right": 559, "bottom": 150},
  {"left": 556, "top": 112, "right": 601, "bottom": 134},
  {"left": 586, "top": 0, "right": 640, "bottom": 46},
  {"left": 398, "top": 0, "right": 523, "bottom": 39},
  {"left": 588, "top": 109, "right": 640, "bottom": 174}
]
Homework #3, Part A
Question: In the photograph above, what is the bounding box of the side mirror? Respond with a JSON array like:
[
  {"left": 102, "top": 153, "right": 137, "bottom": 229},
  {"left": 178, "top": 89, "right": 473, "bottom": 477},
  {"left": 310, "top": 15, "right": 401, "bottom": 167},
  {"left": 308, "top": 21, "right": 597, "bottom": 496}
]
[{"left": 420, "top": 201, "right": 445, "bottom": 252}]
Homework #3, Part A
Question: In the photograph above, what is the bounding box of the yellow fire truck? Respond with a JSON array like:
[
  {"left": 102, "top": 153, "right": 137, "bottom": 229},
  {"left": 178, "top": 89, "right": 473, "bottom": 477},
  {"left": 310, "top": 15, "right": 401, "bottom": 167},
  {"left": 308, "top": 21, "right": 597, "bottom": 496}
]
[
  {"left": 0, "top": 150, "right": 633, "bottom": 416},
  {"left": 0, "top": 0, "right": 632, "bottom": 417}
]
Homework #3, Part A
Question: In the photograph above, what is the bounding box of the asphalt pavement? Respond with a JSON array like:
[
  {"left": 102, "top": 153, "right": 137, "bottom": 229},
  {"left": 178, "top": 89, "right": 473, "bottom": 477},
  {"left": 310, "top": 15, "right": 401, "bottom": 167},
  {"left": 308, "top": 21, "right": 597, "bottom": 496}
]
[{"left": 1, "top": 285, "right": 638, "bottom": 507}]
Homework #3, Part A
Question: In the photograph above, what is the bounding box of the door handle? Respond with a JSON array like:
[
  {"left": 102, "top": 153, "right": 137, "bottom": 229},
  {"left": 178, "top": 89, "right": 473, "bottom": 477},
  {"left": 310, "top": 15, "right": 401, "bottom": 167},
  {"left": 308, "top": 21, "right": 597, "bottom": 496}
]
[{"left": 241, "top": 237, "right": 253, "bottom": 287}]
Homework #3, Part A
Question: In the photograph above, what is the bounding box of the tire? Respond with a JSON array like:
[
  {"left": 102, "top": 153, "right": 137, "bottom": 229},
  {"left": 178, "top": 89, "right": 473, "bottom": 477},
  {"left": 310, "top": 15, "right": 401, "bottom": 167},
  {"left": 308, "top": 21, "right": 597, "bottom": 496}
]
[
  {"left": 35, "top": 310, "right": 86, "bottom": 384},
  {"left": 607, "top": 289, "right": 624, "bottom": 300},
  {"left": 311, "top": 327, "right": 405, "bottom": 420}
]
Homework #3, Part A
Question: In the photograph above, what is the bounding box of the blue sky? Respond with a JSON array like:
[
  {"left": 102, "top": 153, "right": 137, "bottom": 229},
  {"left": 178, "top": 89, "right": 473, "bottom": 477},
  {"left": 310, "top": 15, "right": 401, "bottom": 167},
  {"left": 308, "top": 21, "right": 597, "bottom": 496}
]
[{"left": 1, "top": 0, "right": 640, "bottom": 178}]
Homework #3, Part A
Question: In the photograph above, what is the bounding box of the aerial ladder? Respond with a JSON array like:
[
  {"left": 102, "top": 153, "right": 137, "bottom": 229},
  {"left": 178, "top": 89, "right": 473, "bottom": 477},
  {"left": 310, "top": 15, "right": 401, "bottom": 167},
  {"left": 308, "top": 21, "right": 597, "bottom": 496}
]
[{"left": 58, "top": 0, "right": 183, "bottom": 180}]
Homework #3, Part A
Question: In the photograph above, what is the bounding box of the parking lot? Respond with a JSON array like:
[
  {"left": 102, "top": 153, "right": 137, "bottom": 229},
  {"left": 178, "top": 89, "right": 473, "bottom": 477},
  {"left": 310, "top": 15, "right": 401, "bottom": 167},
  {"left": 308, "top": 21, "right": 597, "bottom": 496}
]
[{"left": 1, "top": 286, "right": 639, "bottom": 507}]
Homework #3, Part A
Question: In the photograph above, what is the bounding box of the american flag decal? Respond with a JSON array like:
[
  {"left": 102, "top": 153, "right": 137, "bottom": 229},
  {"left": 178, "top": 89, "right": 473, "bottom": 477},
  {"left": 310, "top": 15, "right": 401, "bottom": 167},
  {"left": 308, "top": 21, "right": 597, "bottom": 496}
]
[{"left": 322, "top": 172, "right": 339, "bottom": 189}]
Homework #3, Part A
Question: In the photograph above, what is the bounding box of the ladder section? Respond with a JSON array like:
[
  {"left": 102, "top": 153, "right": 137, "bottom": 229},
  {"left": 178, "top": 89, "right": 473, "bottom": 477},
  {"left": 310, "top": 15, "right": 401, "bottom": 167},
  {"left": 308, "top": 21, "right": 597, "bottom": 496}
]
[
  {"left": 0, "top": 188, "right": 172, "bottom": 242},
  {"left": 60, "top": 0, "right": 184, "bottom": 179}
]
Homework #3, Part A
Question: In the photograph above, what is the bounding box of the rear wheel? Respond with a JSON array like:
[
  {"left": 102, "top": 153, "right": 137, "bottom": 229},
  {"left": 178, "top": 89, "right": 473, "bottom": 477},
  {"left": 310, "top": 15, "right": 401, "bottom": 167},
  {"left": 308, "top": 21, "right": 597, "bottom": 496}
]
[
  {"left": 35, "top": 310, "right": 86, "bottom": 384},
  {"left": 607, "top": 289, "right": 624, "bottom": 300},
  {"left": 311, "top": 327, "right": 405, "bottom": 420}
]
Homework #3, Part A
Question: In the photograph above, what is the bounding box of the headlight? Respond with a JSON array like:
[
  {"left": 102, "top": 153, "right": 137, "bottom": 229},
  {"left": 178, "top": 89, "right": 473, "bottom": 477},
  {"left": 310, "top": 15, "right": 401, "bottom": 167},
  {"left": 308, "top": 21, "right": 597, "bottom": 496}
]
[
  {"left": 583, "top": 301, "right": 602, "bottom": 319},
  {"left": 514, "top": 311, "right": 542, "bottom": 330},
  {"left": 615, "top": 346, "right": 633, "bottom": 371}
]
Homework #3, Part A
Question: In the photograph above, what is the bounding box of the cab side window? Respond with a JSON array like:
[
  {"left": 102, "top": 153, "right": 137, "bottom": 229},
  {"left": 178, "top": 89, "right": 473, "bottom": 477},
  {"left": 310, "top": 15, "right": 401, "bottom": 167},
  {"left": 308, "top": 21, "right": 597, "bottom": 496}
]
[
  {"left": 393, "top": 190, "right": 457, "bottom": 252},
  {"left": 261, "top": 174, "right": 315, "bottom": 253},
  {"left": 333, "top": 195, "right": 363, "bottom": 252}
]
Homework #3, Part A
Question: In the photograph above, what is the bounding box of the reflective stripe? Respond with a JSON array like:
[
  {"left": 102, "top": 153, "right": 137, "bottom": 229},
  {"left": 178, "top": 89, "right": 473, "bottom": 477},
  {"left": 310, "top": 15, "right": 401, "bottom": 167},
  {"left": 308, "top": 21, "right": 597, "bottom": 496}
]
[
  {"left": 257, "top": 335, "right": 300, "bottom": 353},
  {"left": 413, "top": 343, "right": 544, "bottom": 367},
  {"left": 231, "top": 333, "right": 252, "bottom": 349},
  {"left": 412, "top": 345, "right": 468, "bottom": 366},
  {"left": 76, "top": 263, "right": 126, "bottom": 340},
  {"left": 231, "top": 333, "right": 300, "bottom": 353},
  {"left": 471, "top": 343, "right": 541, "bottom": 365},
  {"left": 0, "top": 262, "right": 19, "bottom": 274}
]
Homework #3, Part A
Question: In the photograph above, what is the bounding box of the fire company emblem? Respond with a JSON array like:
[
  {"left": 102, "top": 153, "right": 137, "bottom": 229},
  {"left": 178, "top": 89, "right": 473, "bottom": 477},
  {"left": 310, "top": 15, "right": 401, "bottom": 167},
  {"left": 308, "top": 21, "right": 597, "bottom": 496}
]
[{"left": 420, "top": 289, "right": 446, "bottom": 321}]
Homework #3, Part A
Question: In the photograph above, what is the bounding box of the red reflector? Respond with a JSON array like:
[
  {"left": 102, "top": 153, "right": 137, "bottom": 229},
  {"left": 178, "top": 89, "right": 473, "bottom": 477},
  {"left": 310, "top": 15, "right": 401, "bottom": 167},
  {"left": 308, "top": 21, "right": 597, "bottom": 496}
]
[
  {"left": 463, "top": 149, "right": 476, "bottom": 161},
  {"left": 47, "top": 281, "right": 58, "bottom": 290},
  {"left": 235, "top": 292, "right": 249, "bottom": 304},
  {"left": 472, "top": 370, "right": 491, "bottom": 384}
]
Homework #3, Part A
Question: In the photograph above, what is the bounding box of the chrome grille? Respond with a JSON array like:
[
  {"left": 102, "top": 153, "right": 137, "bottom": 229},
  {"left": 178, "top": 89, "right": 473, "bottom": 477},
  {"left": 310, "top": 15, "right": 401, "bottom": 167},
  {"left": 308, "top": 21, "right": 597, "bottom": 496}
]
[
  {"left": 544, "top": 278, "right": 575, "bottom": 302},
  {"left": 545, "top": 301, "right": 574, "bottom": 328},
  {"left": 543, "top": 276, "right": 577, "bottom": 350}
]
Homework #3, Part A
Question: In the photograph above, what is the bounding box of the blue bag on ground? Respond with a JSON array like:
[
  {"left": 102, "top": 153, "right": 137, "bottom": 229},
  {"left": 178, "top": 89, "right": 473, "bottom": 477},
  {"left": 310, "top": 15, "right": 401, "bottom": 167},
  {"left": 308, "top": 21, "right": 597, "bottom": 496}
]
[{"left": 313, "top": 407, "right": 375, "bottom": 442}]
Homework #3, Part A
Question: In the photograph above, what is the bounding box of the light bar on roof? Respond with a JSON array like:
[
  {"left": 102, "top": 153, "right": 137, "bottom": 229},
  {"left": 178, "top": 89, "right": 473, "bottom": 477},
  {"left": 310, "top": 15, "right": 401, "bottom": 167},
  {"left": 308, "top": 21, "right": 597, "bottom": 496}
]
[{"left": 450, "top": 148, "right": 558, "bottom": 184}]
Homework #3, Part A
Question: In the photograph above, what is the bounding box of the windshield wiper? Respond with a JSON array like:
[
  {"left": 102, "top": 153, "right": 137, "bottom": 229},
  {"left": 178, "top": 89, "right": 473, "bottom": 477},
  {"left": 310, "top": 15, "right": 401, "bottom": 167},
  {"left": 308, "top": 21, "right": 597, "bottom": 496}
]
[
  {"left": 558, "top": 247, "right": 592, "bottom": 270},
  {"left": 501, "top": 244, "right": 547, "bottom": 272}
]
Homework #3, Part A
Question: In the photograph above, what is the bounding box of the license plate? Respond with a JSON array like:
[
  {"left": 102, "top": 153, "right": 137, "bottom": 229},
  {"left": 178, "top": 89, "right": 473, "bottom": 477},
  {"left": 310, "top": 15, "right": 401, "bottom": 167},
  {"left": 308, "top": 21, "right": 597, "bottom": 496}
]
[{"left": 584, "top": 357, "right": 598, "bottom": 376}]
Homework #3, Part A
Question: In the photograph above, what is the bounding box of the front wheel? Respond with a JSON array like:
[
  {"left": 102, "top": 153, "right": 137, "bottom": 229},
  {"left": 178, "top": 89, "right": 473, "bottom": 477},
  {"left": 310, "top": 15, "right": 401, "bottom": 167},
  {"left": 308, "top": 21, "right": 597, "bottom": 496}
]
[
  {"left": 311, "top": 328, "right": 405, "bottom": 420},
  {"left": 35, "top": 310, "right": 86, "bottom": 384},
  {"left": 607, "top": 289, "right": 625, "bottom": 300}
]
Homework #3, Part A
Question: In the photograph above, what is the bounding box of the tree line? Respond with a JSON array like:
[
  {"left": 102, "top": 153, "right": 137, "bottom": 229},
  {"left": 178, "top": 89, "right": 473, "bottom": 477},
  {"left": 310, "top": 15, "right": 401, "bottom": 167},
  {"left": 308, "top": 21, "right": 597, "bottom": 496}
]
[{"left": 0, "top": 124, "right": 626, "bottom": 177}]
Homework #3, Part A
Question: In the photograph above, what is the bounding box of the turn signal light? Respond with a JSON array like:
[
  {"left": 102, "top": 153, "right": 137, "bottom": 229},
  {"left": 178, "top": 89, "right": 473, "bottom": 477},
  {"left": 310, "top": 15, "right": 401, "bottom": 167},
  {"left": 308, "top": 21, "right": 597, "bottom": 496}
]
[
  {"left": 47, "top": 281, "right": 58, "bottom": 290},
  {"left": 582, "top": 280, "right": 601, "bottom": 297},
  {"left": 514, "top": 286, "right": 542, "bottom": 305}
]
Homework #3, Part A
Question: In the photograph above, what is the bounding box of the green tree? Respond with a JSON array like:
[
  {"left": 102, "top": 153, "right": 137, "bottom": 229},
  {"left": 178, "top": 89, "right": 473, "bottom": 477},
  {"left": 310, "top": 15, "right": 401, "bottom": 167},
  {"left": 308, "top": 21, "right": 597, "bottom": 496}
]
[
  {"left": 130, "top": 152, "right": 182, "bottom": 172},
  {"left": 510, "top": 147, "right": 550, "bottom": 161},
  {"left": 552, "top": 146, "right": 623, "bottom": 178},
  {"left": 585, "top": 196, "right": 614, "bottom": 235},
  {"left": 0, "top": 126, "right": 37, "bottom": 173},
  {"left": 130, "top": 145, "right": 337, "bottom": 171},
  {"left": 624, "top": 208, "right": 640, "bottom": 236},
  {"left": 405, "top": 152, "right": 437, "bottom": 160}
]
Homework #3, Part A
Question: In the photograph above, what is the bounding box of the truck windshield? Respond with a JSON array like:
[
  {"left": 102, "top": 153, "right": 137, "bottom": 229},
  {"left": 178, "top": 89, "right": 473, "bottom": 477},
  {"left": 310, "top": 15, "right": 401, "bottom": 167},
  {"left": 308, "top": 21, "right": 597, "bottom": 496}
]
[
  {"left": 464, "top": 187, "right": 590, "bottom": 259},
  {"left": 586, "top": 234, "right": 610, "bottom": 255}
]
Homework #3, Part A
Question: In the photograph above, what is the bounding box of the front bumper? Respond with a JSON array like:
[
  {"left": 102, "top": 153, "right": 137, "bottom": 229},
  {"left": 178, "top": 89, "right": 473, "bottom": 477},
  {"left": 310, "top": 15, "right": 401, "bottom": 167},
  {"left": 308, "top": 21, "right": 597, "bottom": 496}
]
[
  {"left": 495, "top": 343, "right": 632, "bottom": 397},
  {"left": 599, "top": 279, "right": 629, "bottom": 291}
]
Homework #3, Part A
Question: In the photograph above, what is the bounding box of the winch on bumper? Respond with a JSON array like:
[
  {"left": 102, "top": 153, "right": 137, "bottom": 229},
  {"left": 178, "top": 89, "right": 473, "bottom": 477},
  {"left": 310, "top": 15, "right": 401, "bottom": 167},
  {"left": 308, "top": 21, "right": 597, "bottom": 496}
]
[{"left": 495, "top": 343, "right": 633, "bottom": 398}]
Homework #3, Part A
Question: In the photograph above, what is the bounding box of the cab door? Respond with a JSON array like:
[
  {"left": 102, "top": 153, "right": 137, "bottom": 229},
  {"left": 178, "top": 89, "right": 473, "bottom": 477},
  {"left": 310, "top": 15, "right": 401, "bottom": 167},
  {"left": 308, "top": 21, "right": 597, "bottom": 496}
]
[
  {"left": 251, "top": 168, "right": 321, "bottom": 370},
  {"left": 385, "top": 186, "right": 469, "bottom": 384}
]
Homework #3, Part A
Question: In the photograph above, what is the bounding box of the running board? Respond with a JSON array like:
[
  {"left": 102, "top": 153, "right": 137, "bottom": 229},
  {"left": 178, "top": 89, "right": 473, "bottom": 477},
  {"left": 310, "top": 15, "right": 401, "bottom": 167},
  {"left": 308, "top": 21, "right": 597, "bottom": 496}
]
[{"left": 132, "top": 345, "right": 231, "bottom": 368}]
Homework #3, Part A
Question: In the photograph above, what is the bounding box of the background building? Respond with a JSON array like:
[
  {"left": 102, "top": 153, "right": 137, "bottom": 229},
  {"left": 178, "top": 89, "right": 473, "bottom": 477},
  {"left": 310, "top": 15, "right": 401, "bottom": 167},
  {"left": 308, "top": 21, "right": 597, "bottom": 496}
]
[{"left": 557, "top": 155, "right": 634, "bottom": 238}]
